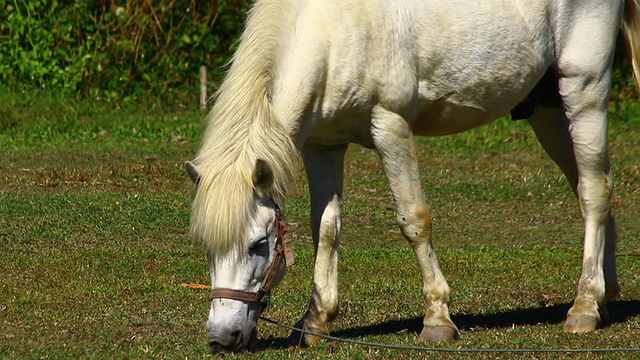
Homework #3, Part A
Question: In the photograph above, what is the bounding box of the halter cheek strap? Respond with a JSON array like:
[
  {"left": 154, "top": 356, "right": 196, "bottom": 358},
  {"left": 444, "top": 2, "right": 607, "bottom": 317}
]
[{"left": 210, "top": 205, "right": 294, "bottom": 306}]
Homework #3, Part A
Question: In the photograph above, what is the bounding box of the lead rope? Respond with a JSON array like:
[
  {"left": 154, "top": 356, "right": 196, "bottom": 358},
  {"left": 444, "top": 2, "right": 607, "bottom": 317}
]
[{"left": 258, "top": 315, "right": 640, "bottom": 354}]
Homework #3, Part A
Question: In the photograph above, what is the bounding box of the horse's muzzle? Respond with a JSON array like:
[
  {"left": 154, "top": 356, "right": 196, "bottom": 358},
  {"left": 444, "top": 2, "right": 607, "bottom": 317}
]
[{"left": 208, "top": 327, "right": 257, "bottom": 353}]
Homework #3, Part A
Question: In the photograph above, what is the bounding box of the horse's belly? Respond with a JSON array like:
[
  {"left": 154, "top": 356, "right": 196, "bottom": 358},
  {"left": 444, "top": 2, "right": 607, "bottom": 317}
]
[
  {"left": 410, "top": 66, "right": 548, "bottom": 136},
  {"left": 411, "top": 105, "right": 499, "bottom": 136},
  {"left": 410, "top": 94, "right": 520, "bottom": 136},
  {"left": 305, "top": 113, "right": 376, "bottom": 148}
]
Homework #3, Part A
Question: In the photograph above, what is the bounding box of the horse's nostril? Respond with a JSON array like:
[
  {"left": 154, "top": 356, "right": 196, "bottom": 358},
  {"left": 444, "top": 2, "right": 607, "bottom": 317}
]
[
  {"left": 208, "top": 329, "right": 243, "bottom": 353},
  {"left": 230, "top": 330, "right": 244, "bottom": 348}
]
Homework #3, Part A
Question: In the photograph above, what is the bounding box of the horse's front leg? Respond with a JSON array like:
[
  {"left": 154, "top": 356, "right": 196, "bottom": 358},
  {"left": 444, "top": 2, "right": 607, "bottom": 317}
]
[
  {"left": 289, "top": 144, "right": 347, "bottom": 345},
  {"left": 371, "top": 105, "right": 459, "bottom": 342}
]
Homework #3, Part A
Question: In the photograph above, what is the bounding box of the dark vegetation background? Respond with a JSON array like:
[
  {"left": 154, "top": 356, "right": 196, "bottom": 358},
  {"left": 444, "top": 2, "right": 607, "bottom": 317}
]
[
  {"left": 0, "top": 0, "right": 638, "bottom": 107},
  {"left": 0, "top": 0, "right": 248, "bottom": 102}
]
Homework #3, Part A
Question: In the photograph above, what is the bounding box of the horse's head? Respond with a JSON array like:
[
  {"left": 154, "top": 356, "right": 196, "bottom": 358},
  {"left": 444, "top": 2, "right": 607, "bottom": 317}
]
[{"left": 186, "top": 159, "right": 291, "bottom": 353}]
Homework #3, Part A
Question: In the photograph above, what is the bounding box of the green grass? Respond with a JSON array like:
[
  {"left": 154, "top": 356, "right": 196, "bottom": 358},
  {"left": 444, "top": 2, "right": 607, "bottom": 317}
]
[{"left": 1, "top": 89, "right": 640, "bottom": 359}]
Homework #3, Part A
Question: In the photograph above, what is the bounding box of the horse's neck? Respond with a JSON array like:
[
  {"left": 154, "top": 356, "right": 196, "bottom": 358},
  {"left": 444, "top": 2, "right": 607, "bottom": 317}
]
[{"left": 267, "top": 1, "right": 331, "bottom": 147}]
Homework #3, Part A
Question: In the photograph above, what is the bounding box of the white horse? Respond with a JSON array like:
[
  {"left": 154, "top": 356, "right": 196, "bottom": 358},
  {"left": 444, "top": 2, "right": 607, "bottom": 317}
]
[{"left": 186, "top": 0, "right": 640, "bottom": 353}]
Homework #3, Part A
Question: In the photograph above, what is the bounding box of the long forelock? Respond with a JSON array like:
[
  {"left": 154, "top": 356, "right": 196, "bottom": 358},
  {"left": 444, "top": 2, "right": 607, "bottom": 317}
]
[
  {"left": 190, "top": 137, "right": 298, "bottom": 258},
  {"left": 190, "top": 159, "right": 254, "bottom": 257}
]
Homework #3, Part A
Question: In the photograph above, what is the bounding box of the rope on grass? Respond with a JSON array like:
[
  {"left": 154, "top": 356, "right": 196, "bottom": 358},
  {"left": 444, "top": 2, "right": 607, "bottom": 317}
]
[
  {"left": 183, "top": 284, "right": 639, "bottom": 353},
  {"left": 259, "top": 315, "right": 640, "bottom": 354}
]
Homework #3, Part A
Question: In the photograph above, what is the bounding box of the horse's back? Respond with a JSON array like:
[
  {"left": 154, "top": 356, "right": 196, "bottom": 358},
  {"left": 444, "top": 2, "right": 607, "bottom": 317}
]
[
  {"left": 292, "top": 0, "right": 619, "bottom": 144},
  {"left": 305, "top": 1, "right": 550, "bottom": 138}
]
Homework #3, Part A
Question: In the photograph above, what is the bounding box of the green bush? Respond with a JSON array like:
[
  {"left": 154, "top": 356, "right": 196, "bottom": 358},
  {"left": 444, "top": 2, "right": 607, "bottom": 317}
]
[{"left": 0, "top": 0, "right": 248, "bottom": 101}]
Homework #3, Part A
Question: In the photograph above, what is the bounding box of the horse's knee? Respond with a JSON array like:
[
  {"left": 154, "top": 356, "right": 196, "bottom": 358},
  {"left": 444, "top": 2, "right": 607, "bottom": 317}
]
[
  {"left": 397, "top": 207, "right": 432, "bottom": 244},
  {"left": 312, "top": 195, "right": 342, "bottom": 247}
]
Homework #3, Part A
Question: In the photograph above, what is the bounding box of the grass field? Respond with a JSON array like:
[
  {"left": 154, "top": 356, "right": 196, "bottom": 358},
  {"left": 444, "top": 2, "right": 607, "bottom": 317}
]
[{"left": 1, "top": 90, "right": 639, "bottom": 359}]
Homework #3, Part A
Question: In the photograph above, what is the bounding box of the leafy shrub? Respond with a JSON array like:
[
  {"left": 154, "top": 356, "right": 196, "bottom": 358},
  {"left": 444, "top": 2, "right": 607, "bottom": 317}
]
[{"left": 0, "top": 0, "right": 248, "bottom": 101}]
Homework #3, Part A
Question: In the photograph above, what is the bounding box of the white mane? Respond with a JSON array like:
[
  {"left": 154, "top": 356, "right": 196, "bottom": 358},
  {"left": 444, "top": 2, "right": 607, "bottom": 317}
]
[{"left": 189, "top": 0, "right": 299, "bottom": 256}]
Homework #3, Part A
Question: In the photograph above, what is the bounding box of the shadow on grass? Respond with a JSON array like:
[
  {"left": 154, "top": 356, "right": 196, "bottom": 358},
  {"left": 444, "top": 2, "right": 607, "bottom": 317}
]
[{"left": 256, "top": 300, "right": 640, "bottom": 349}]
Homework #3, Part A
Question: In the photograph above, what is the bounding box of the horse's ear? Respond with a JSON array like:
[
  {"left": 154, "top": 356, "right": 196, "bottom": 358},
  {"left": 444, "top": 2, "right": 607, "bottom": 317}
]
[
  {"left": 252, "top": 159, "right": 274, "bottom": 195},
  {"left": 185, "top": 161, "right": 201, "bottom": 185}
]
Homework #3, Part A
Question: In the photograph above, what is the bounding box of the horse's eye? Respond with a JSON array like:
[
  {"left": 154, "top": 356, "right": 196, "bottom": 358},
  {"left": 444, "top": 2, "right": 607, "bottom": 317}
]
[{"left": 249, "top": 238, "right": 268, "bottom": 255}]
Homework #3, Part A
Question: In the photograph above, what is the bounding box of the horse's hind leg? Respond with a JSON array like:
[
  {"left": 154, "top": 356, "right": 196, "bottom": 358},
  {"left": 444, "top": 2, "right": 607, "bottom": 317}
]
[
  {"left": 548, "top": 10, "right": 620, "bottom": 332},
  {"left": 371, "top": 105, "right": 458, "bottom": 342},
  {"left": 290, "top": 143, "right": 347, "bottom": 345},
  {"left": 527, "top": 107, "right": 619, "bottom": 330}
]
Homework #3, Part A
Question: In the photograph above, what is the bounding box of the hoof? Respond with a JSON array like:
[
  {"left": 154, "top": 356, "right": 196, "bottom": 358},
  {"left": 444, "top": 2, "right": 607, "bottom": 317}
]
[
  {"left": 563, "top": 314, "right": 600, "bottom": 333},
  {"left": 419, "top": 325, "right": 459, "bottom": 342},
  {"left": 288, "top": 319, "right": 327, "bottom": 346}
]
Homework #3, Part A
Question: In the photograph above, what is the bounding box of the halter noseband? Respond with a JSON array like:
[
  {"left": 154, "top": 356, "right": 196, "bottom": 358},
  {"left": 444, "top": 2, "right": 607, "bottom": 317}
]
[{"left": 210, "top": 205, "right": 294, "bottom": 307}]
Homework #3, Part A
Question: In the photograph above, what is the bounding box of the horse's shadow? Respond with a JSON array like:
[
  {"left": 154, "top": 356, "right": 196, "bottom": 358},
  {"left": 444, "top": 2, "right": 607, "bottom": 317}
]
[{"left": 256, "top": 300, "right": 640, "bottom": 350}]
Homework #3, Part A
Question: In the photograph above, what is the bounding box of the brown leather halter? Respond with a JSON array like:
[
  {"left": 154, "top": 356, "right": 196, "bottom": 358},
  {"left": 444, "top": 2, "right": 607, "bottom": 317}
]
[{"left": 210, "top": 205, "right": 294, "bottom": 307}]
